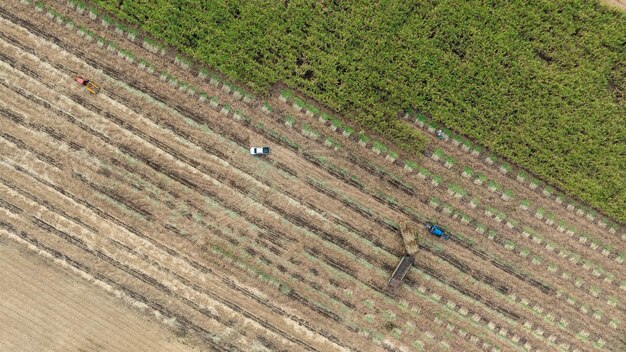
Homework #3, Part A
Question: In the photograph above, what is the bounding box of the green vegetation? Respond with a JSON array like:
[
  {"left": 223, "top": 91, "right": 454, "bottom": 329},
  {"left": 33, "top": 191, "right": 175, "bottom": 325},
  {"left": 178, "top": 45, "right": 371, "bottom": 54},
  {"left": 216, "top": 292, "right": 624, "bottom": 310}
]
[{"left": 92, "top": 0, "right": 626, "bottom": 221}]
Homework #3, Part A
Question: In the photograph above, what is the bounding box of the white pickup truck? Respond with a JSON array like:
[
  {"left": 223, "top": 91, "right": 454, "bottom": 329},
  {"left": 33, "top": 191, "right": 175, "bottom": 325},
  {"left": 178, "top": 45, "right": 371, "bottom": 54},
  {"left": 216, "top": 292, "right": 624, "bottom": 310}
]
[{"left": 249, "top": 146, "right": 270, "bottom": 156}]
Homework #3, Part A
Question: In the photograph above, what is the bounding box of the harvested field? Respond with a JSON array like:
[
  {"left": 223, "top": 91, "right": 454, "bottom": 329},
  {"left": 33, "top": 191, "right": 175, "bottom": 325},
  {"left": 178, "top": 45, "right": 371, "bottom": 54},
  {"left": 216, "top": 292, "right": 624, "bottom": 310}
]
[
  {"left": 0, "top": 237, "right": 202, "bottom": 352},
  {"left": 0, "top": 1, "right": 624, "bottom": 351}
]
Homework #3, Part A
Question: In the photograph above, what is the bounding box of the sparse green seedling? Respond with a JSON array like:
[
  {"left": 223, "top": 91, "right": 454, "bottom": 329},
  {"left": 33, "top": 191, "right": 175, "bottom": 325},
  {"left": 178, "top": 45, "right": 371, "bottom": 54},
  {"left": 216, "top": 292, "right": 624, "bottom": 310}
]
[
  {"left": 431, "top": 175, "right": 442, "bottom": 187},
  {"left": 431, "top": 148, "right": 444, "bottom": 161},
  {"left": 502, "top": 189, "right": 514, "bottom": 201},
  {"left": 417, "top": 167, "right": 430, "bottom": 180},
  {"left": 474, "top": 173, "right": 487, "bottom": 186},
  {"left": 285, "top": 115, "right": 296, "bottom": 127},
  {"left": 529, "top": 178, "right": 540, "bottom": 190},
  {"left": 372, "top": 141, "right": 387, "bottom": 155},
  {"left": 462, "top": 167, "right": 474, "bottom": 178}
]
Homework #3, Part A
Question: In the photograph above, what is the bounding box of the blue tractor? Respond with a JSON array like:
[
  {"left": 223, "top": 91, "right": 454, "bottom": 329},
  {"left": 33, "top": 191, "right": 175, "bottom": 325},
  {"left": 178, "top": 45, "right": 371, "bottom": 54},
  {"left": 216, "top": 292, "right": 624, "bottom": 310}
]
[{"left": 426, "top": 223, "right": 449, "bottom": 240}]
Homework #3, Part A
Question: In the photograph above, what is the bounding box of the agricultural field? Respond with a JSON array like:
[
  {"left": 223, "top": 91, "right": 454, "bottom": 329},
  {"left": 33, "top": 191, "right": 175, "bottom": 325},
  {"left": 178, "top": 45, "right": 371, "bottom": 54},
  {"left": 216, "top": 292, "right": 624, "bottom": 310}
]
[
  {"left": 90, "top": 0, "right": 626, "bottom": 222},
  {"left": 0, "top": 237, "right": 201, "bottom": 352},
  {"left": 0, "top": 1, "right": 624, "bottom": 352}
]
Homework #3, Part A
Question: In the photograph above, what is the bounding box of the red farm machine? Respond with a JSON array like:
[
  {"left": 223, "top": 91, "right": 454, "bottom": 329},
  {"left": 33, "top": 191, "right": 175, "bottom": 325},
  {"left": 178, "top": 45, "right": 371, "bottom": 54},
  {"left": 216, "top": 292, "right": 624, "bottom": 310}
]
[{"left": 74, "top": 76, "right": 100, "bottom": 94}]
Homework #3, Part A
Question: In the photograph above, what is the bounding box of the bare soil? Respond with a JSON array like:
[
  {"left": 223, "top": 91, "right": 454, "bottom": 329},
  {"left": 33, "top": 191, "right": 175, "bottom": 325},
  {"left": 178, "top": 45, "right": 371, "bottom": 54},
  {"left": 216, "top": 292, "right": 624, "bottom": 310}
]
[{"left": 0, "top": 237, "right": 205, "bottom": 352}]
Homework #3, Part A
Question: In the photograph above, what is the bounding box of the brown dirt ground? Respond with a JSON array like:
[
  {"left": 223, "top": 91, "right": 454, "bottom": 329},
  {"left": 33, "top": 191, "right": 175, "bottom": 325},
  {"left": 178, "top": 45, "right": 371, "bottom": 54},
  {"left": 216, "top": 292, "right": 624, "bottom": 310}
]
[{"left": 0, "top": 236, "right": 205, "bottom": 352}]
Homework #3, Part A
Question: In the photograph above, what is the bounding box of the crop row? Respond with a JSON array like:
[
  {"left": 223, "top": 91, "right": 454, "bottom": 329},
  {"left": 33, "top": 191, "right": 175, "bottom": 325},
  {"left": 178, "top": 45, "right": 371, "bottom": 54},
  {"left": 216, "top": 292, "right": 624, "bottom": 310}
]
[
  {"left": 52, "top": 0, "right": 257, "bottom": 105},
  {"left": 0, "top": 80, "right": 482, "bottom": 352},
  {"left": 403, "top": 111, "right": 624, "bottom": 238},
  {"left": 1, "top": 38, "right": 536, "bottom": 352},
  {"left": 0, "top": 31, "right": 584, "bottom": 352},
  {"left": 0, "top": 158, "right": 288, "bottom": 350},
  {"left": 276, "top": 89, "right": 623, "bottom": 284},
  {"left": 0, "top": 61, "right": 346, "bottom": 352},
  {"left": 306, "top": 157, "right": 619, "bottom": 346},
  {"left": 275, "top": 88, "right": 622, "bottom": 297},
  {"left": 0, "top": 93, "right": 344, "bottom": 351},
  {"left": 280, "top": 90, "right": 624, "bottom": 268},
  {"left": 56, "top": 0, "right": 608, "bottom": 292},
  {"left": 254, "top": 90, "right": 616, "bottom": 350},
  {"left": 80, "top": 0, "right": 626, "bottom": 225},
  {"left": 264, "top": 95, "right": 614, "bottom": 346}
]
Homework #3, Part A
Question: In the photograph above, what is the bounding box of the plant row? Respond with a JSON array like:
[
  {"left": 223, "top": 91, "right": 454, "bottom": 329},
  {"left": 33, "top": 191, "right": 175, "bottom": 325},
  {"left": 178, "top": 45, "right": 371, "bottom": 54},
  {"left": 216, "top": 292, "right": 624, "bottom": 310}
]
[
  {"left": 277, "top": 91, "right": 624, "bottom": 276},
  {"left": 426, "top": 147, "right": 623, "bottom": 265},
  {"left": 403, "top": 110, "right": 624, "bottom": 234}
]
